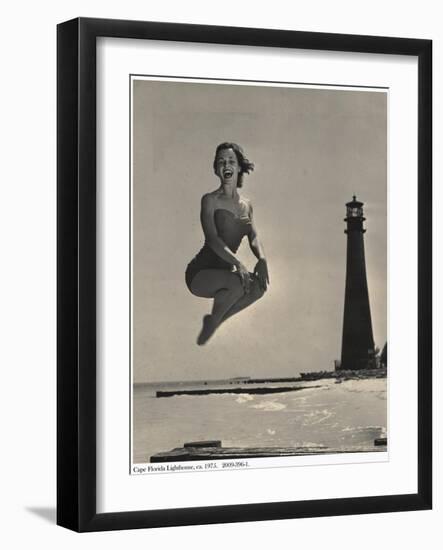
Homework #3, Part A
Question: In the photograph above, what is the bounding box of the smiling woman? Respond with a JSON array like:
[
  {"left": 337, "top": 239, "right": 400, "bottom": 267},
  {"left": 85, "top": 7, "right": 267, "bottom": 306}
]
[{"left": 185, "top": 142, "right": 270, "bottom": 345}]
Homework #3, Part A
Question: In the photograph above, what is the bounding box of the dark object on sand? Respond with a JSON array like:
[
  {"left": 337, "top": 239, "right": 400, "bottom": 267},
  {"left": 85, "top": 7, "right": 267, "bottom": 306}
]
[
  {"left": 184, "top": 440, "right": 222, "bottom": 448},
  {"left": 150, "top": 440, "right": 385, "bottom": 462}
]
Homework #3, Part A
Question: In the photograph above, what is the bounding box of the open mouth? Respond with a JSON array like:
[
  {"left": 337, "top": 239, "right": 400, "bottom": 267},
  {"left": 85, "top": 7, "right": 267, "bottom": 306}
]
[{"left": 223, "top": 170, "right": 233, "bottom": 178}]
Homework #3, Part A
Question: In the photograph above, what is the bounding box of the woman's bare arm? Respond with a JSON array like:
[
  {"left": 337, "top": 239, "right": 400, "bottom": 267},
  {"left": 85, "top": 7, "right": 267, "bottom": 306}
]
[
  {"left": 247, "top": 203, "right": 270, "bottom": 289},
  {"left": 247, "top": 203, "right": 266, "bottom": 260}
]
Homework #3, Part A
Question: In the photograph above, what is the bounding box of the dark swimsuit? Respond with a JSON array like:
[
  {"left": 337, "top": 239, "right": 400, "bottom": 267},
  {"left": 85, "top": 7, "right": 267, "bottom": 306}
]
[{"left": 185, "top": 208, "right": 252, "bottom": 293}]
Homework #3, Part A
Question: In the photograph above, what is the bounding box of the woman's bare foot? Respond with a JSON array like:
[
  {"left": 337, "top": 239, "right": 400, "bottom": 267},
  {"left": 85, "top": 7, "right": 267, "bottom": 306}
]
[{"left": 197, "top": 315, "right": 218, "bottom": 345}]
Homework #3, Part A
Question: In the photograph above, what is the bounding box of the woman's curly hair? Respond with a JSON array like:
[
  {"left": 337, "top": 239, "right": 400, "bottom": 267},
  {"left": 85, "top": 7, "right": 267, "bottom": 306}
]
[{"left": 213, "top": 142, "right": 255, "bottom": 188}]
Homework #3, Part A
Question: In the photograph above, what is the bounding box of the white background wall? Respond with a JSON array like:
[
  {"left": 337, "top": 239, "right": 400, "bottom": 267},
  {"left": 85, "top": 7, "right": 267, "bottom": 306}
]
[{"left": 0, "top": 1, "right": 440, "bottom": 547}]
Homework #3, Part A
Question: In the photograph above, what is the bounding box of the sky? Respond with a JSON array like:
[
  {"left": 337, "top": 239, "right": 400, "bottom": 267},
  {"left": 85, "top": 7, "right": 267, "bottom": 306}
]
[{"left": 132, "top": 78, "right": 387, "bottom": 383}]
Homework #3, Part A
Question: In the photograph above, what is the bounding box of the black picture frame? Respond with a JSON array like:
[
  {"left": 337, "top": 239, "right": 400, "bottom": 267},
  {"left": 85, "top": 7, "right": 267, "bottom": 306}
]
[{"left": 57, "top": 17, "right": 432, "bottom": 532}]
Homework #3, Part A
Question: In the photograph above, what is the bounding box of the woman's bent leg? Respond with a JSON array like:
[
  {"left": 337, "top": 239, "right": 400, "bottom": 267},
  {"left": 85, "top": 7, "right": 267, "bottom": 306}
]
[
  {"left": 221, "top": 275, "right": 266, "bottom": 323},
  {"left": 189, "top": 269, "right": 244, "bottom": 344}
]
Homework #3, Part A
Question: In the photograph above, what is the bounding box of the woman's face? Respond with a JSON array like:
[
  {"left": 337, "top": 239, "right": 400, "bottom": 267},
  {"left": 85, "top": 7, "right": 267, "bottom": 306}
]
[{"left": 215, "top": 148, "right": 241, "bottom": 185}]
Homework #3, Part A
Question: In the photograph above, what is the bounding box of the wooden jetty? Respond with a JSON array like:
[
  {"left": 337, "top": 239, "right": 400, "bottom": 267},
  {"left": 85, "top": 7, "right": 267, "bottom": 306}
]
[
  {"left": 156, "top": 385, "right": 322, "bottom": 398},
  {"left": 150, "top": 440, "right": 386, "bottom": 462}
]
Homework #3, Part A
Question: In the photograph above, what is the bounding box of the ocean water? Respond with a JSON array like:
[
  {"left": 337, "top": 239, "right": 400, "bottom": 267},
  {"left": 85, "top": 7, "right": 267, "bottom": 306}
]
[{"left": 133, "top": 378, "right": 387, "bottom": 463}]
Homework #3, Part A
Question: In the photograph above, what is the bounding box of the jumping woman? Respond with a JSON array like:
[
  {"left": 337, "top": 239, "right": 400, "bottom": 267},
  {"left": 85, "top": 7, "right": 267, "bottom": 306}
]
[{"left": 185, "top": 142, "right": 270, "bottom": 345}]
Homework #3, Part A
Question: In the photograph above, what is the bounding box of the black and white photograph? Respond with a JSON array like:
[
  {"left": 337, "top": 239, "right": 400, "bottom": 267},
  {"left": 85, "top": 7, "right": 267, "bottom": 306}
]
[
  {"left": 1, "top": 0, "right": 437, "bottom": 542},
  {"left": 131, "top": 77, "right": 388, "bottom": 467}
]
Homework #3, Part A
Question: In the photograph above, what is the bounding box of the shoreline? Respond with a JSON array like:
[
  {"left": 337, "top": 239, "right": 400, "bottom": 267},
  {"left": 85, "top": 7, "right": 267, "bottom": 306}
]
[
  {"left": 218, "top": 367, "right": 387, "bottom": 385},
  {"left": 297, "top": 367, "right": 387, "bottom": 382},
  {"left": 136, "top": 368, "right": 387, "bottom": 390},
  {"left": 154, "top": 370, "right": 386, "bottom": 398},
  {"left": 156, "top": 384, "right": 323, "bottom": 398}
]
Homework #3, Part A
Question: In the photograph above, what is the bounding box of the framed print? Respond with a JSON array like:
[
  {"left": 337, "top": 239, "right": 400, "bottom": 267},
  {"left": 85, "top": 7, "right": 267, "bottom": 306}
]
[{"left": 57, "top": 17, "right": 432, "bottom": 531}]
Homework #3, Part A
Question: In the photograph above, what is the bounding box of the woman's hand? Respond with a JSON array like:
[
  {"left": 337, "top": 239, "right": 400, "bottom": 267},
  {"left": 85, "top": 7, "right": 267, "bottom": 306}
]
[
  {"left": 254, "top": 258, "right": 269, "bottom": 291},
  {"left": 236, "top": 263, "right": 252, "bottom": 294}
]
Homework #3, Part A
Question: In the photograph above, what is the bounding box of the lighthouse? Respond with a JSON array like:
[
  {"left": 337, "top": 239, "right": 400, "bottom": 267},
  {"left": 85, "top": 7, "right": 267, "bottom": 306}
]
[{"left": 340, "top": 196, "right": 375, "bottom": 370}]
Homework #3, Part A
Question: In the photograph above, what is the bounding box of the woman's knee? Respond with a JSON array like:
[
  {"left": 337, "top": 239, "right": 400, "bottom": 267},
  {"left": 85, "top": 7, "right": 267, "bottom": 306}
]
[
  {"left": 250, "top": 278, "right": 266, "bottom": 301},
  {"left": 228, "top": 274, "right": 245, "bottom": 298}
]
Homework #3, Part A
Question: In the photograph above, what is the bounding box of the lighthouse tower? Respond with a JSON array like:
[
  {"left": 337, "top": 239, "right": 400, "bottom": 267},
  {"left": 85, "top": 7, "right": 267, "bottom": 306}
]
[{"left": 340, "top": 196, "right": 375, "bottom": 370}]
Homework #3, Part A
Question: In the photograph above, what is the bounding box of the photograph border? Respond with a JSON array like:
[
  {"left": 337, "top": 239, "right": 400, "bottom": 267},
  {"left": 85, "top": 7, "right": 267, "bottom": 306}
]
[{"left": 57, "top": 17, "right": 432, "bottom": 532}]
